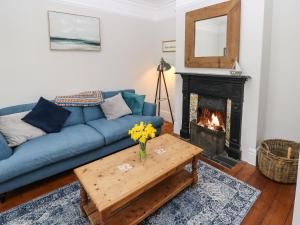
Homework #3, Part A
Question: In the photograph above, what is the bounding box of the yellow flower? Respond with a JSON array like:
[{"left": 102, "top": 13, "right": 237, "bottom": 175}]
[
  {"left": 133, "top": 132, "right": 141, "bottom": 141},
  {"left": 139, "top": 136, "right": 146, "bottom": 144},
  {"left": 128, "top": 122, "right": 156, "bottom": 144}
]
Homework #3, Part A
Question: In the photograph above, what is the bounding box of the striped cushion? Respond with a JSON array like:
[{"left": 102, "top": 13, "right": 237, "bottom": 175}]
[{"left": 54, "top": 91, "right": 103, "bottom": 107}]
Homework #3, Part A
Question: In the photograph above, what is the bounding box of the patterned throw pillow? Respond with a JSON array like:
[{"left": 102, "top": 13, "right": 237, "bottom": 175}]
[{"left": 54, "top": 91, "right": 103, "bottom": 107}]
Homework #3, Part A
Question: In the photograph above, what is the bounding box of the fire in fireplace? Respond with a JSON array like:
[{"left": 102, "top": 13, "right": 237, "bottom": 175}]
[{"left": 197, "top": 108, "right": 225, "bottom": 132}]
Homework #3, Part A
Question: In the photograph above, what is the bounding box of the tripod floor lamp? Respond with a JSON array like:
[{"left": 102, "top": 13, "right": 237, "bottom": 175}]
[{"left": 154, "top": 58, "right": 174, "bottom": 124}]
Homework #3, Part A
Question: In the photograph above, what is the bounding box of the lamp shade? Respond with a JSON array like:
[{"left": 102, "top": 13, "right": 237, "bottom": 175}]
[{"left": 157, "top": 58, "right": 171, "bottom": 72}]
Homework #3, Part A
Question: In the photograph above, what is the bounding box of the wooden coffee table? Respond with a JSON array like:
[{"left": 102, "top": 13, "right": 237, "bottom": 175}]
[{"left": 74, "top": 134, "right": 202, "bottom": 225}]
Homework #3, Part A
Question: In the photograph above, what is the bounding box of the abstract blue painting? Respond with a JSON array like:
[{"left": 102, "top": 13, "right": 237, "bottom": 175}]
[{"left": 48, "top": 11, "right": 101, "bottom": 51}]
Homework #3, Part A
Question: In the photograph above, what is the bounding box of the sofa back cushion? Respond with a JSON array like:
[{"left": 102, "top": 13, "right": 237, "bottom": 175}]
[
  {"left": 63, "top": 107, "right": 84, "bottom": 127},
  {"left": 83, "top": 106, "right": 105, "bottom": 122},
  {"left": 0, "top": 103, "right": 36, "bottom": 116},
  {"left": 102, "top": 89, "right": 135, "bottom": 99},
  {"left": 0, "top": 133, "right": 12, "bottom": 160},
  {"left": 0, "top": 103, "right": 84, "bottom": 128},
  {"left": 83, "top": 89, "right": 135, "bottom": 122}
]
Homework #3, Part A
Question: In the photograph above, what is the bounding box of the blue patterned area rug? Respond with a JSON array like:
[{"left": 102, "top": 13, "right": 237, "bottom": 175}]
[{"left": 0, "top": 161, "right": 260, "bottom": 225}]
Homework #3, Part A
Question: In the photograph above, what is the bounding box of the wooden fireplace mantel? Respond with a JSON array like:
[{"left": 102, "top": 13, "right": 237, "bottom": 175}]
[
  {"left": 176, "top": 72, "right": 250, "bottom": 160},
  {"left": 176, "top": 72, "right": 251, "bottom": 81}
]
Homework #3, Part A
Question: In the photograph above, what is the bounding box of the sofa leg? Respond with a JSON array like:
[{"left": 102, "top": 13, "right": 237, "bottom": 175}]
[{"left": 0, "top": 193, "right": 6, "bottom": 203}]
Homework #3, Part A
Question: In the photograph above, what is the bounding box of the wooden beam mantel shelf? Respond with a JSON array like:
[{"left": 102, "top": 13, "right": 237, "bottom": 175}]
[{"left": 175, "top": 72, "right": 251, "bottom": 81}]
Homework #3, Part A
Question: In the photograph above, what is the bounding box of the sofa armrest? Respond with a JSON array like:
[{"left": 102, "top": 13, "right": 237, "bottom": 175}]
[
  {"left": 143, "top": 102, "right": 157, "bottom": 116},
  {"left": 0, "top": 133, "right": 12, "bottom": 160}
]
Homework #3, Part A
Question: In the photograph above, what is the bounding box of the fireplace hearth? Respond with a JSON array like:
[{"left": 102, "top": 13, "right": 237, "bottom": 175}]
[{"left": 177, "top": 72, "right": 250, "bottom": 167}]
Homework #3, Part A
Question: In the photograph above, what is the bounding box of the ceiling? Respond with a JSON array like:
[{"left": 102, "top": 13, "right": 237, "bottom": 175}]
[
  {"left": 129, "top": 0, "right": 176, "bottom": 8},
  {"left": 54, "top": 0, "right": 177, "bottom": 20}
]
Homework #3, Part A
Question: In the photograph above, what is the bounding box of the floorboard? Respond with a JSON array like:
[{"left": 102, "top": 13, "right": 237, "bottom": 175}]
[
  {"left": 0, "top": 122, "right": 296, "bottom": 225},
  {"left": 284, "top": 204, "right": 294, "bottom": 225}
]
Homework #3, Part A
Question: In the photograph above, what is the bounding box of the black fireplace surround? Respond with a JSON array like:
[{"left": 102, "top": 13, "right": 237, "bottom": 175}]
[{"left": 177, "top": 72, "right": 250, "bottom": 160}]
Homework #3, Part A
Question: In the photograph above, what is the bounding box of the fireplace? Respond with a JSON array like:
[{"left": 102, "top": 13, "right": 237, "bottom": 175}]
[
  {"left": 190, "top": 95, "right": 227, "bottom": 158},
  {"left": 177, "top": 73, "right": 250, "bottom": 167}
]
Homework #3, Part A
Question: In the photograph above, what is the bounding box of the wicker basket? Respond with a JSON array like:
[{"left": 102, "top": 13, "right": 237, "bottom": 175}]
[{"left": 257, "top": 139, "right": 300, "bottom": 184}]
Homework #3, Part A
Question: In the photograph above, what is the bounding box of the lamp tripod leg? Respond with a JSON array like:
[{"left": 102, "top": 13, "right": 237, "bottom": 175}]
[
  {"left": 162, "top": 71, "right": 174, "bottom": 124},
  {"left": 154, "top": 71, "right": 160, "bottom": 105},
  {"left": 158, "top": 72, "right": 162, "bottom": 116}
]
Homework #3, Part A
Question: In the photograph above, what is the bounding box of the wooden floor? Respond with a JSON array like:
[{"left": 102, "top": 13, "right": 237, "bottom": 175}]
[{"left": 0, "top": 122, "right": 296, "bottom": 225}]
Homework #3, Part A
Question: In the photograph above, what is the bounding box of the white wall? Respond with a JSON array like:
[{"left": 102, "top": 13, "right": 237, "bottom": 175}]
[
  {"left": 0, "top": 0, "right": 157, "bottom": 108},
  {"left": 257, "top": 0, "right": 273, "bottom": 146},
  {"left": 175, "top": 0, "right": 266, "bottom": 165},
  {"left": 259, "top": 0, "right": 300, "bottom": 142},
  {"left": 260, "top": 1, "right": 300, "bottom": 224},
  {"left": 153, "top": 17, "right": 176, "bottom": 122}
]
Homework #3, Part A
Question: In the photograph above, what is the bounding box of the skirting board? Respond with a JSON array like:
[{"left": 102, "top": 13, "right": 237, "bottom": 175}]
[
  {"left": 174, "top": 121, "right": 181, "bottom": 135},
  {"left": 242, "top": 147, "right": 257, "bottom": 166}
]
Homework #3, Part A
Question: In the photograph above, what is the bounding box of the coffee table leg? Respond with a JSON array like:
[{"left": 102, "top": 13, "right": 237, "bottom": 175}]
[
  {"left": 192, "top": 157, "right": 198, "bottom": 187},
  {"left": 80, "top": 185, "right": 88, "bottom": 217}
]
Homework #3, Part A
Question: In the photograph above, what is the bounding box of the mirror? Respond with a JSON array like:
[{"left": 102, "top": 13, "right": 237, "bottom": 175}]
[
  {"left": 185, "top": 0, "right": 241, "bottom": 68},
  {"left": 194, "top": 16, "right": 227, "bottom": 57}
]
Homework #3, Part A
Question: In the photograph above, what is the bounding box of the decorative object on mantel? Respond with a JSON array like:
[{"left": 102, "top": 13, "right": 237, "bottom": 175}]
[
  {"left": 185, "top": 0, "right": 241, "bottom": 68},
  {"left": 128, "top": 122, "right": 156, "bottom": 161},
  {"left": 48, "top": 11, "right": 101, "bottom": 51},
  {"left": 230, "top": 58, "right": 243, "bottom": 76},
  {"left": 155, "top": 58, "right": 174, "bottom": 124},
  {"left": 258, "top": 139, "right": 299, "bottom": 184},
  {"left": 162, "top": 40, "right": 176, "bottom": 52}
]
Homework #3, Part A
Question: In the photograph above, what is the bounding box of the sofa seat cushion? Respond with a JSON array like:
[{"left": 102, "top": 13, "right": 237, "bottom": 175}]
[
  {"left": 87, "top": 115, "right": 164, "bottom": 145},
  {"left": 0, "top": 124, "right": 105, "bottom": 183}
]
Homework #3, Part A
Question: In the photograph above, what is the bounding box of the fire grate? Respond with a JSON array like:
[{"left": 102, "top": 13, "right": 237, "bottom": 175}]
[{"left": 190, "top": 120, "right": 225, "bottom": 158}]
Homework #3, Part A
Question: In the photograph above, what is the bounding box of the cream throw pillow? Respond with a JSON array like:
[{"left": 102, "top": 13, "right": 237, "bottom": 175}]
[
  {"left": 100, "top": 93, "right": 132, "bottom": 120},
  {"left": 0, "top": 111, "right": 46, "bottom": 147}
]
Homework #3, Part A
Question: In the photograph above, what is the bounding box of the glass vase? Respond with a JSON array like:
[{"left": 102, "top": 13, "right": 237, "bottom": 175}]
[{"left": 139, "top": 142, "right": 147, "bottom": 162}]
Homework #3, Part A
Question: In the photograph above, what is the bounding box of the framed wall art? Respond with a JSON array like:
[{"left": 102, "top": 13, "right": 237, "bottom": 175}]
[
  {"left": 48, "top": 11, "right": 101, "bottom": 51},
  {"left": 162, "top": 40, "right": 176, "bottom": 52}
]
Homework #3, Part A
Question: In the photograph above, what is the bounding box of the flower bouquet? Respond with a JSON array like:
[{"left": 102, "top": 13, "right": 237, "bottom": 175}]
[{"left": 128, "top": 122, "right": 156, "bottom": 161}]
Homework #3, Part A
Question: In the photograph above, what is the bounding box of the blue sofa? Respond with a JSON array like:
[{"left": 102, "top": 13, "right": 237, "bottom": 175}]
[{"left": 0, "top": 90, "right": 164, "bottom": 195}]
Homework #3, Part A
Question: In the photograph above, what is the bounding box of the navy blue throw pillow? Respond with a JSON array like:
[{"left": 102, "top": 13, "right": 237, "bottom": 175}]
[{"left": 22, "top": 97, "right": 71, "bottom": 133}]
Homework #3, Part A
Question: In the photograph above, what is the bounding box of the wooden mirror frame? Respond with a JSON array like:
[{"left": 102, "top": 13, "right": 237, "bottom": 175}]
[{"left": 185, "top": 0, "right": 241, "bottom": 68}]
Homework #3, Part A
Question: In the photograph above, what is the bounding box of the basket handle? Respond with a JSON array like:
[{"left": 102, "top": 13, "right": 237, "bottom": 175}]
[
  {"left": 287, "top": 147, "right": 293, "bottom": 159},
  {"left": 261, "top": 142, "right": 270, "bottom": 152}
]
